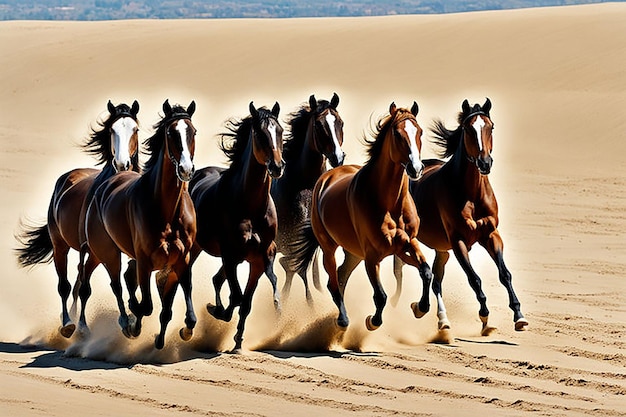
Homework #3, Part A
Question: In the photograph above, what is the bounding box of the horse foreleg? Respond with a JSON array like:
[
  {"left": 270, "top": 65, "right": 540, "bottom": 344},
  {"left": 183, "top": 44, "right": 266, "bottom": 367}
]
[
  {"left": 481, "top": 231, "right": 528, "bottom": 331},
  {"left": 363, "top": 258, "right": 386, "bottom": 331},
  {"left": 279, "top": 256, "right": 296, "bottom": 301},
  {"left": 391, "top": 255, "right": 404, "bottom": 307},
  {"left": 177, "top": 265, "right": 197, "bottom": 342},
  {"left": 128, "top": 258, "right": 153, "bottom": 338},
  {"left": 397, "top": 238, "right": 433, "bottom": 319},
  {"left": 233, "top": 261, "right": 264, "bottom": 352},
  {"left": 103, "top": 255, "right": 134, "bottom": 338},
  {"left": 263, "top": 243, "right": 281, "bottom": 311},
  {"left": 52, "top": 243, "right": 74, "bottom": 338},
  {"left": 124, "top": 259, "right": 139, "bottom": 316},
  {"left": 155, "top": 268, "right": 178, "bottom": 350},
  {"left": 452, "top": 239, "right": 491, "bottom": 335},
  {"left": 431, "top": 250, "right": 451, "bottom": 330},
  {"left": 264, "top": 249, "right": 282, "bottom": 313}
]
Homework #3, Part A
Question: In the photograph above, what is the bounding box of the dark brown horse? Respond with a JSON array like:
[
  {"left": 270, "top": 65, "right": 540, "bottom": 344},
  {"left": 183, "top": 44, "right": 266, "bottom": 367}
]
[
  {"left": 82, "top": 100, "right": 197, "bottom": 349},
  {"left": 291, "top": 102, "right": 433, "bottom": 331},
  {"left": 15, "top": 100, "right": 140, "bottom": 338},
  {"left": 189, "top": 102, "right": 284, "bottom": 351},
  {"left": 271, "top": 93, "right": 344, "bottom": 303},
  {"left": 393, "top": 98, "right": 528, "bottom": 334}
]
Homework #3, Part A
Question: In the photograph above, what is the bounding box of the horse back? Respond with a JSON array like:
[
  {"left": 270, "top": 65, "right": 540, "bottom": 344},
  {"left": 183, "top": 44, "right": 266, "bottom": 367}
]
[{"left": 50, "top": 168, "right": 99, "bottom": 250}]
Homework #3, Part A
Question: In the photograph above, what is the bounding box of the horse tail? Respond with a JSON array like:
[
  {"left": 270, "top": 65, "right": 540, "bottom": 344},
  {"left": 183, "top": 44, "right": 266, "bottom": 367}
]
[
  {"left": 14, "top": 218, "right": 53, "bottom": 267},
  {"left": 289, "top": 219, "right": 320, "bottom": 277}
]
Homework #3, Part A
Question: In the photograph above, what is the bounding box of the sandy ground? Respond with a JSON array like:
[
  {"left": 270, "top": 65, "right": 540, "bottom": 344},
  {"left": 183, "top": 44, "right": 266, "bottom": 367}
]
[{"left": 1, "top": 3, "right": 625, "bottom": 416}]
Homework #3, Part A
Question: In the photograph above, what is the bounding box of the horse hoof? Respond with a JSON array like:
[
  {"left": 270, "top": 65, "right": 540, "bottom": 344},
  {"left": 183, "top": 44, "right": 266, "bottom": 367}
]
[
  {"left": 179, "top": 327, "right": 193, "bottom": 341},
  {"left": 207, "top": 303, "right": 228, "bottom": 321},
  {"left": 411, "top": 302, "right": 427, "bottom": 319},
  {"left": 438, "top": 319, "right": 451, "bottom": 330},
  {"left": 336, "top": 316, "right": 349, "bottom": 329},
  {"left": 365, "top": 315, "right": 380, "bottom": 331},
  {"left": 515, "top": 318, "right": 529, "bottom": 331},
  {"left": 59, "top": 323, "right": 76, "bottom": 339},
  {"left": 481, "top": 325, "right": 497, "bottom": 336}
]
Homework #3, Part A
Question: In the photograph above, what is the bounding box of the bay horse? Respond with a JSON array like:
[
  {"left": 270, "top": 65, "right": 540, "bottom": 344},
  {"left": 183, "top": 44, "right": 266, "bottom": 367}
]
[
  {"left": 15, "top": 100, "right": 140, "bottom": 338},
  {"left": 291, "top": 102, "right": 433, "bottom": 331},
  {"left": 82, "top": 100, "right": 197, "bottom": 349},
  {"left": 393, "top": 98, "right": 528, "bottom": 334},
  {"left": 271, "top": 93, "right": 344, "bottom": 303},
  {"left": 189, "top": 101, "right": 284, "bottom": 351}
]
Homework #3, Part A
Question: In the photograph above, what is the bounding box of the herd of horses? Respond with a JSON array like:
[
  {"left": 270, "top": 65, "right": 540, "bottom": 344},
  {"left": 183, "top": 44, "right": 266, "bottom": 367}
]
[{"left": 15, "top": 94, "right": 528, "bottom": 352}]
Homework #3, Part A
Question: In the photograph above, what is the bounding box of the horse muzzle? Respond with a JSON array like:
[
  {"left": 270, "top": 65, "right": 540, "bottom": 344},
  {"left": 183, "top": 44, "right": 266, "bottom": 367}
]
[
  {"left": 404, "top": 158, "right": 424, "bottom": 181},
  {"left": 326, "top": 150, "right": 345, "bottom": 168},
  {"left": 267, "top": 159, "right": 284, "bottom": 179},
  {"left": 476, "top": 155, "right": 493, "bottom": 175},
  {"left": 176, "top": 163, "right": 195, "bottom": 182}
]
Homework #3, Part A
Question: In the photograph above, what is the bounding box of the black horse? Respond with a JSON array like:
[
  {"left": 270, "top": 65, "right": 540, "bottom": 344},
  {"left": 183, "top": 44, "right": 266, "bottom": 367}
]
[{"left": 271, "top": 93, "right": 344, "bottom": 303}]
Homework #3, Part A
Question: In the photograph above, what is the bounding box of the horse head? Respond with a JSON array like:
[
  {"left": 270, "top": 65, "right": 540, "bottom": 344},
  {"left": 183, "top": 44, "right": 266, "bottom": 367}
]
[
  {"left": 162, "top": 99, "right": 197, "bottom": 182},
  {"left": 106, "top": 100, "right": 140, "bottom": 173},
  {"left": 249, "top": 101, "right": 284, "bottom": 178},
  {"left": 387, "top": 101, "right": 424, "bottom": 180},
  {"left": 309, "top": 93, "right": 345, "bottom": 167},
  {"left": 461, "top": 98, "right": 494, "bottom": 175}
]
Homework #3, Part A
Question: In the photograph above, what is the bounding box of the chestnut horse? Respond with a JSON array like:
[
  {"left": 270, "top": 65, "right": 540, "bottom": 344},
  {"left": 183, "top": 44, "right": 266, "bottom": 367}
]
[
  {"left": 271, "top": 93, "right": 344, "bottom": 303},
  {"left": 82, "top": 100, "right": 197, "bottom": 349},
  {"left": 393, "top": 98, "right": 528, "bottom": 334},
  {"left": 291, "top": 102, "right": 433, "bottom": 331},
  {"left": 15, "top": 100, "right": 140, "bottom": 338},
  {"left": 189, "top": 102, "right": 284, "bottom": 351}
]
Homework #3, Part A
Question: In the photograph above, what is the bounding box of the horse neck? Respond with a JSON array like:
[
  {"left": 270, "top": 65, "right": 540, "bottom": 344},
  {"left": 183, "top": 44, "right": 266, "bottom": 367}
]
[
  {"left": 233, "top": 133, "right": 272, "bottom": 211},
  {"left": 363, "top": 138, "right": 409, "bottom": 210},
  {"left": 284, "top": 119, "right": 326, "bottom": 190},
  {"left": 148, "top": 151, "right": 186, "bottom": 223},
  {"left": 450, "top": 138, "right": 489, "bottom": 201}
]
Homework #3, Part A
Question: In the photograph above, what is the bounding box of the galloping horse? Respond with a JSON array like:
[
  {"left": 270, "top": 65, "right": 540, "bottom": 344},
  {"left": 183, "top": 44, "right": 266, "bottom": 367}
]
[
  {"left": 189, "top": 102, "right": 284, "bottom": 351},
  {"left": 291, "top": 102, "right": 433, "bottom": 331},
  {"left": 83, "top": 100, "right": 197, "bottom": 349},
  {"left": 15, "top": 100, "right": 140, "bottom": 338},
  {"left": 393, "top": 98, "right": 528, "bottom": 334},
  {"left": 271, "top": 93, "right": 344, "bottom": 303}
]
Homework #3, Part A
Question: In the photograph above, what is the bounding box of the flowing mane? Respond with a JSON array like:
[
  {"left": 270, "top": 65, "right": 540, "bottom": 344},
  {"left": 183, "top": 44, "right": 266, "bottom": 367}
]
[
  {"left": 430, "top": 101, "right": 490, "bottom": 159},
  {"left": 218, "top": 106, "right": 274, "bottom": 166},
  {"left": 83, "top": 102, "right": 137, "bottom": 166},
  {"left": 282, "top": 99, "right": 332, "bottom": 162},
  {"left": 364, "top": 107, "right": 414, "bottom": 164}
]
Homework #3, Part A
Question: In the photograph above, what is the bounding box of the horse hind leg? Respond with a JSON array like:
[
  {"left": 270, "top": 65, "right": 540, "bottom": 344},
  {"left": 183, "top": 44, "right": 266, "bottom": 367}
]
[
  {"left": 430, "top": 251, "right": 451, "bottom": 330},
  {"left": 76, "top": 246, "right": 100, "bottom": 335},
  {"left": 390, "top": 255, "right": 404, "bottom": 307},
  {"left": 51, "top": 242, "right": 75, "bottom": 338},
  {"left": 177, "top": 265, "right": 196, "bottom": 342},
  {"left": 324, "top": 247, "right": 349, "bottom": 329}
]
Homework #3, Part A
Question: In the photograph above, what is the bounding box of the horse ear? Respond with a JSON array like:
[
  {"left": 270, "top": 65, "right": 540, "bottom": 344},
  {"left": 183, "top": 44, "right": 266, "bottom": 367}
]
[
  {"left": 462, "top": 99, "right": 470, "bottom": 115},
  {"left": 107, "top": 100, "right": 116, "bottom": 115},
  {"left": 482, "top": 97, "right": 492, "bottom": 115},
  {"left": 330, "top": 92, "right": 340, "bottom": 109},
  {"left": 389, "top": 102, "right": 397, "bottom": 116},
  {"left": 249, "top": 101, "right": 258, "bottom": 118},
  {"left": 309, "top": 95, "right": 317, "bottom": 110},
  {"left": 163, "top": 99, "right": 172, "bottom": 116},
  {"left": 131, "top": 100, "right": 140, "bottom": 117},
  {"left": 187, "top": 100, "right": 196, "bottom": 117},
  {"left": 411, "top": 101, "right": 419, "bottom": 116},
  {"left": 272, "top": 101, "right": 280, "bottom": 117}
]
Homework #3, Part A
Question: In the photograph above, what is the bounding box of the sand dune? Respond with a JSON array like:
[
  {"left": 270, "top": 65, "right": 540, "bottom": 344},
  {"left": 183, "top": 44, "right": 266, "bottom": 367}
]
[{"left": 1, "top": 3, "right": 625, "bottom": 416}]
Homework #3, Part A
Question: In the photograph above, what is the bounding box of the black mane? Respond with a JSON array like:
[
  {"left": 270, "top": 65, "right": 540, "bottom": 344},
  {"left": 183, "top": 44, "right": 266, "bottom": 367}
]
[
  {"left": 83, "top": 103, "right": 136, "bottom": 166},
  {"left": 283, "top": 99, "right": 332, "bottom": 162},
  {"left": 430, "top": 100, "right": 490, "bottom": 159},
  {"left": 219, "top": 106, "right": 275, "bottom": 166}
]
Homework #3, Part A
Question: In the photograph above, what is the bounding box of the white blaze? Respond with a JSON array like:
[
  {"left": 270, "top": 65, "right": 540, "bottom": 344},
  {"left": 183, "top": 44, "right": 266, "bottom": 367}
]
[
  {"left": 472, "top": 116, "right": 485, "bottom": 151},
  {"left": 325, "top": 113, "right": 343, "bottom": 162},
  {"left": 175, "top": 120, "right": 193, "bottom": 173},
  {"left": 111, "top": 117, "right": 137, "bottom": 171},
  {"left": 404, "top": 120, "right": 423, "bottom": 174},
  {"left": 268, "top": 120, "right": 278, "bottom": 150}
]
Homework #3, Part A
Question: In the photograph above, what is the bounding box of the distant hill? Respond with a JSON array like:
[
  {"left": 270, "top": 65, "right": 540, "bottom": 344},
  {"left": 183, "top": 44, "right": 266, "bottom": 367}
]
[{"left": 0, "top": 0, "right": 618, "bottom": 20}]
